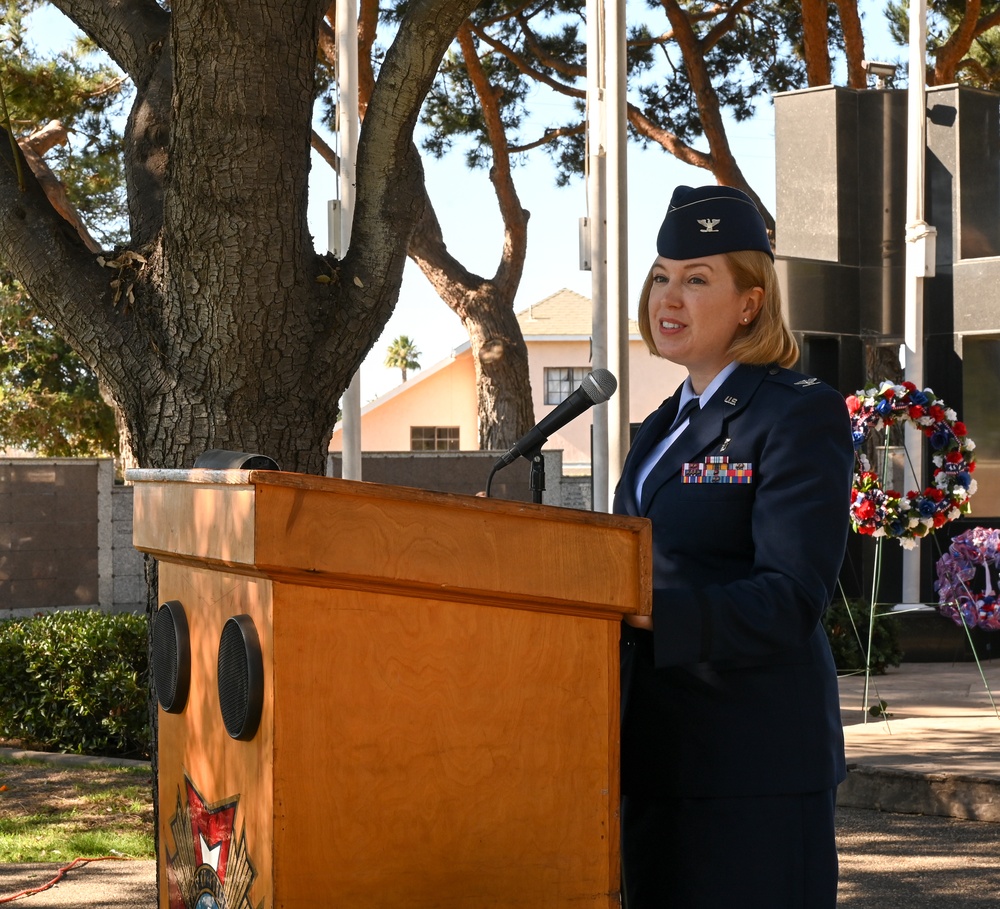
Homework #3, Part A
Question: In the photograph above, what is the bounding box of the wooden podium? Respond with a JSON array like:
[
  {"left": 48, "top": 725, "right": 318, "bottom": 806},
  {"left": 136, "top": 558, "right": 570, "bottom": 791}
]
[{"left": 130, "top": 469, "right": 650, "bottom": 909}]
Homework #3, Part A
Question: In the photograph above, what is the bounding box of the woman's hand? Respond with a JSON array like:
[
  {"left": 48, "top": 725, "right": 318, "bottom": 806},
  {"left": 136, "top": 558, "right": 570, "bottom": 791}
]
[{"left": 624, "top": 613, "right": 653, "bottom": 631}]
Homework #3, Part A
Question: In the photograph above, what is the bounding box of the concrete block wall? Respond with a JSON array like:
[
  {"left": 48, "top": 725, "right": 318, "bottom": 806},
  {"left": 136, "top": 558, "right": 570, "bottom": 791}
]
[
  {"left": 326, "top": 450, "right": 593, "bottom": 511},
  {"left": 0, "top": 459, "right": 144, "bottom": 619},
  {"left": 112, "top": 484, "right": 146, "bottom": 613}
]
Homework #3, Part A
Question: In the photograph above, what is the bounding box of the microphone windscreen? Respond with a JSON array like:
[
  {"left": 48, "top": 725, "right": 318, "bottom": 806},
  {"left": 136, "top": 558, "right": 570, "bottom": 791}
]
[{"left": 582, "top": 369, "right": 618, "bottom": 404}]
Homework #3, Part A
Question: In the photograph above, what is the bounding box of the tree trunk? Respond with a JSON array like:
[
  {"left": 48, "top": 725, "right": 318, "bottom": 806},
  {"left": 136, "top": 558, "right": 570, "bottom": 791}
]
[
  {"left": 2, "top": 0, "right": 482, "bottom": 474},
  {"left": 801, "top": 0, "right": 832, "bottom": 86},
  {"left": 835, "top": 0, "right": 868, "bottom": 89},
  {"left": 662, "top": 0, "right": 775, "bottom": 230},
  {"left": 460, "top": 291, "right": 534, "bottom": 451}
]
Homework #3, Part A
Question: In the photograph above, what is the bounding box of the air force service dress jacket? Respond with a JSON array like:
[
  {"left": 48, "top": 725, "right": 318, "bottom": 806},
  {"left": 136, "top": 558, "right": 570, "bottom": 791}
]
[{"left": 613, "top": 362, "right": 854, "bottom": 800}]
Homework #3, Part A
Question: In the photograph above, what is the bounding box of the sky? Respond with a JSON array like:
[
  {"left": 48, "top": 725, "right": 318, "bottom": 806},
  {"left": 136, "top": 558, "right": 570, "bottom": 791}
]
[{"left": 28, "top": 1, "right": 902, "bottom": 403}]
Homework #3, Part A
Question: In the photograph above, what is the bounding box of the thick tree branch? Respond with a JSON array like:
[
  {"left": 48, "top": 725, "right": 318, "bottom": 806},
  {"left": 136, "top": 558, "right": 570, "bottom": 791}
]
[
  {"left": 626, "top": 103, "right": 713, "bottom": 171},
  {"left": 658, "top": 0, "right": 772, "bottom": 227},
  {"left": 311, "top": 129, "right": 341, "bottom": 172},
  {"left": 975, "top": 6, "right": 1000, "bottom": 33},
  {"left": 350, "top": 0, "right": 482, "bottom": 308},
  {"left": 0, "top": 130, "right": 131, "bottom": 374},
  {"left": 456, "top": 23, "right": 528, "bottom": 299},
  {"left": 24, "top": 121, "right": 68, "bottom": 156},
  {"left": 49, "top": 0, "right": 169, "bottom": 90},
  {"left": 685, "top": 0, "right": 756, "bottom": 56},
  {"left": 122, "top": 44, "right": 171, "bottom": 245},
  {"left": 932, "top": 0, "right": 981, "bottom": 84},
  {"left": 19, "top": 124, "right": 101, "bottom": 253},
  {"left": 509, "top": 122, "right": 585, "bottom": 154},
  {"left": 356, "top": 0, "right": 380, "bottom": 118},
  {"left": 933, "top": 0, "right": 1000, "bottom": 85},
  {"left": 407, "top": 176, "right": 488, "bottom": 310},
  {"left": 316, "top": 0, "right": 490, "bottom": 354},
  {"left": 512, "top": 12, "right": 585, "bottom": 80},
  {"left": 467, "top": 21, "right": 585, "bottom": 100},
  {"left": 800, "top": 0, "right": 832, "bottom": 85},
  {"left": 53, "top": 0, "right": 172, "bottom": 244},
  {"left": 836, "top": 0, "right": 868, "bottom": 89}
]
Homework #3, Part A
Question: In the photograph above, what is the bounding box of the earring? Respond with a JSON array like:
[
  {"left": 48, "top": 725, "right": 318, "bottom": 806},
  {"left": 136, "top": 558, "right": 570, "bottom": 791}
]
[{"left": 742, "top": 317, "right": 749, "bottom": 323}]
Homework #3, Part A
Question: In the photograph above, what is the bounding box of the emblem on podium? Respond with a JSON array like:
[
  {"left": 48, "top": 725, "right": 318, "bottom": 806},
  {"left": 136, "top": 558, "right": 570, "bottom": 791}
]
[{"left": 166, "top": 776, "right": 259, "bottom": 909}]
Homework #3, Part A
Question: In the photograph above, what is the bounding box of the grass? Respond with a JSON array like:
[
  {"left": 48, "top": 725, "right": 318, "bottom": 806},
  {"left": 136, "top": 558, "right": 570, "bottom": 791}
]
[{"left": 0, "top": 756, "right": 155, "bottom": 863}]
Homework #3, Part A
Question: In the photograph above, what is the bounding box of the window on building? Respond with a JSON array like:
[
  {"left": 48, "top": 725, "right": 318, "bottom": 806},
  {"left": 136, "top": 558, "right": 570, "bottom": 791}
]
[
  {"left": 544, "top": 367, "right": 589, "bottom": 405},
  {"left": 410, "top": 426, "right": 460, "bottom": 451}
]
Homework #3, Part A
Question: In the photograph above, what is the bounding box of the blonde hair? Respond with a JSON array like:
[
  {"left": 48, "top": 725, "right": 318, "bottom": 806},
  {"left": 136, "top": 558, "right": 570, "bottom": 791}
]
[{"left": 637, "top": 250, "right": 799, "bottom": 368}]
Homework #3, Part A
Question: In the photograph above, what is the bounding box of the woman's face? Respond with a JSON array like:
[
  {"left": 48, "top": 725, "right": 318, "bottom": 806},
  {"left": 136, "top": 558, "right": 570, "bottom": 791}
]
[{"left": 646, "top": 253, "right": 762, "bottom": 392}]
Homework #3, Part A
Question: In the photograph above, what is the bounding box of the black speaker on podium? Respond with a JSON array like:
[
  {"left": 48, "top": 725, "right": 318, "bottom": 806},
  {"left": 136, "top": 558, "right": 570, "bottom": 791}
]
[
  {"left": 151, "top": 600, "right": 191, "bottom": 714},
  {"left": 217, "top": 614, "right": 264, "bottom": 741}
]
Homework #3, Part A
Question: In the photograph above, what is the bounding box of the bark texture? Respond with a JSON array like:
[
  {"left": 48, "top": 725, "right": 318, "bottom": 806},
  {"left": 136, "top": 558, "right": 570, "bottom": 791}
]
[{"left": 2, "top": 0, "right": 481, "bottom": 473}]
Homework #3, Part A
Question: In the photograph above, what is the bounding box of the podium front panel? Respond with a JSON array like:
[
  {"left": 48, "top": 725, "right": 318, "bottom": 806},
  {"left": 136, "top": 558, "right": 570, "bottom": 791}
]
[
  {"left": 271, "top": 582, "right": 620, "bottom": 906},
  {"left": 131, "top": 471, "right": 648, "bottom": 909}
]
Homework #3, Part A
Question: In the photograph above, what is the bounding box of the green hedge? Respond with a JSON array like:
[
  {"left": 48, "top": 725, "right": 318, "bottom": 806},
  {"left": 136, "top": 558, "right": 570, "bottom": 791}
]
[
  {"left": 0, "top": 610, "right": 150, "bottom": 759},
  {"left": 0, "top": 601, "right": 899, "bottom": 759},
  {"left": 823, "top": 598, "right": 903, "bottom": 675}
]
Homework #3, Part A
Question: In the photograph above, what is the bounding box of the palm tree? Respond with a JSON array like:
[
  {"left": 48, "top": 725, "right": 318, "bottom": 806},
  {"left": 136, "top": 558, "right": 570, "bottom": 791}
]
[{"left": 384, "top": 335, "right": 421, "bottom": 383}]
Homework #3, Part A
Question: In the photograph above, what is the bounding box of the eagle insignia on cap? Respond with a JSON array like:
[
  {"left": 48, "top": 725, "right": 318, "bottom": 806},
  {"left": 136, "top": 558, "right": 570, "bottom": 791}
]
[{"left": 697, "top": 218, "right": 721, "bottom": 233}]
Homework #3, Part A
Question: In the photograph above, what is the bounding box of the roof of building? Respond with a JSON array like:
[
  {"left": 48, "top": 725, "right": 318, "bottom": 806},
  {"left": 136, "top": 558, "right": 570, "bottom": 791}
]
[
  {"left": 332, "top": 289, "right": 641, "bottom": 430},
  {"left": 516, "top": 288, "right": 640, "bottom": 337}
]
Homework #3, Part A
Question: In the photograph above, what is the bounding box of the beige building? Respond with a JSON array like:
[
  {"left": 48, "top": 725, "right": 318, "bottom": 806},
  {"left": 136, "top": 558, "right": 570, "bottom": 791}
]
[{"left": 329, "top": 289, "right": 687, "bottom": 472}]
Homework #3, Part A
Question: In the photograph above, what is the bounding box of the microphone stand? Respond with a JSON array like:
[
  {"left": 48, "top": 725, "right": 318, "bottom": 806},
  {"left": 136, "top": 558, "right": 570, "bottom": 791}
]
[
  {"left": 527, "top": 448, "right": 545, "bottom": 504},
  {"left": 484, "top": 446, "right": 546, "bottom": 503},
  {"left": 485, "top": 369, "right": 616, "bottom": 502}
]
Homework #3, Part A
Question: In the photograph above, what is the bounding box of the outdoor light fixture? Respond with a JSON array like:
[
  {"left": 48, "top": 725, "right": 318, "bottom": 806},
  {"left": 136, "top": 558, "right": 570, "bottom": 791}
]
[
  {"left": 193, "top": 449, "right": 280, "bottom": 470},
  {"left": 863, "top": 60, "right": 898, "bottom": 89}
]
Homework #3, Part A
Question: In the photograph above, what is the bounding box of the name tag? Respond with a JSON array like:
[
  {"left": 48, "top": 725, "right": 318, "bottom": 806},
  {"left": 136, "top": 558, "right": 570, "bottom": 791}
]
[{"left": 682, "top": 456, "right": 753, "bottom": 484}]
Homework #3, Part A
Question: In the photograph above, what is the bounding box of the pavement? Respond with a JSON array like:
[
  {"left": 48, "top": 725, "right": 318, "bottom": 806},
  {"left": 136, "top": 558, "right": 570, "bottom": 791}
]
[
  {"left": 838, "top": 660, "right": 1000, "bottom": 823},
  {"left": 2, "top": 661, "right": 1000, "bottom": 907}
]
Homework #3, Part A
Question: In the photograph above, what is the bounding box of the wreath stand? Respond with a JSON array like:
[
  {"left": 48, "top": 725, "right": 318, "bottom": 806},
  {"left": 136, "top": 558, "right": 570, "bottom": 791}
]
[{"left": 844, "top": 381, "right": 997, "bottom": 725}]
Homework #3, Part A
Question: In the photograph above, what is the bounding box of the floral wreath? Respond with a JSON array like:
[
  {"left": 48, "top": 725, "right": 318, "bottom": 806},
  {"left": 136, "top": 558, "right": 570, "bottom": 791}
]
[
  {"left": 847, "top": 380, "right": 976, "bottom": 549},
  {"left": 935, "top": 527, "right": 1000, "bottom": 631}
]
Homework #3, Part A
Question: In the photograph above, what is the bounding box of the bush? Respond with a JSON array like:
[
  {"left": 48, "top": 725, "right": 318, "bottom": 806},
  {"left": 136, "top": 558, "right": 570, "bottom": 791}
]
[
  {"left": 0, "top": 610, "right": 150, "bottom": 758},
  {"left": 823, "top": 598, "right": 903, "bottom": 675}
]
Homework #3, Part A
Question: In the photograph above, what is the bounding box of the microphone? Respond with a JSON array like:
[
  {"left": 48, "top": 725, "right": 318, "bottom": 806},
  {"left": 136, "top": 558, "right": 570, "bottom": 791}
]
[{"left": 494, "top": 369, "right": 617, "bottom": 468}]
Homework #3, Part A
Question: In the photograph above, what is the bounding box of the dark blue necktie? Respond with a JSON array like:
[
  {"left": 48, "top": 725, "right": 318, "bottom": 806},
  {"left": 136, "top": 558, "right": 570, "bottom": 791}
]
[{"left": 669, "top": 396, "right": 700, "bottom": 434}]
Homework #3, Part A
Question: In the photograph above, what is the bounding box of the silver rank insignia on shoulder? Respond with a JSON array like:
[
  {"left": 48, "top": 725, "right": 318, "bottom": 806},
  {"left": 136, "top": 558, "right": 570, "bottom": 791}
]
[
  {"left": 724, "top": 396, "right": 738, "bottom": 405},
  {"left": 795, "top": 377, "right": 820, "bottom": 387}
]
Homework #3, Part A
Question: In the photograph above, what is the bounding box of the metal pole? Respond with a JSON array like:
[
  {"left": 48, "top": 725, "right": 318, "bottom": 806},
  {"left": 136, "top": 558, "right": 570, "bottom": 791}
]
[
  {"left": 605, "top": 0, "right": 629, "bottom": 510},
  {"left": 587, "top": 0, "right": 609, "bottom": 512},
  {"left": 902, "top": 0, "right": 936, "bottom": 602},
  {"left": 337, "top": 0, "right": 363, "bottom": 480}
]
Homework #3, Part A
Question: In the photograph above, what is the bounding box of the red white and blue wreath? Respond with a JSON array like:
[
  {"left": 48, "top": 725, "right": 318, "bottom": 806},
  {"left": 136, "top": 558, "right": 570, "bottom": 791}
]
[
  {"left": 935, "top": 527, "right": 1000, "bottom": 631},
  {"left": 847, "top": 381, "right": 977, "bottom": 549}
]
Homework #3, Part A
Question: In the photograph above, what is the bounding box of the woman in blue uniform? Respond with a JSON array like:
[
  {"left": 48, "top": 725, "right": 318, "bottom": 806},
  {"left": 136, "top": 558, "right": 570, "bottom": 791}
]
[{"left": 614, "top": 185, "right": 853, "bottom": 908}]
